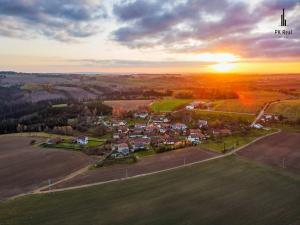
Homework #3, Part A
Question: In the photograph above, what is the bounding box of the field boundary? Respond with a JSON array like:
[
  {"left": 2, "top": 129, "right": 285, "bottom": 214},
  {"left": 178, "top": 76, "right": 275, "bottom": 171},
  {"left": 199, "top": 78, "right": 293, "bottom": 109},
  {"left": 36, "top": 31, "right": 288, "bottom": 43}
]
[
  {"left": 7, "top": 129, "right": 281, "bottom": 200},
  {"left": 32, "top": 166, "right": 91, "bottom": 193}
]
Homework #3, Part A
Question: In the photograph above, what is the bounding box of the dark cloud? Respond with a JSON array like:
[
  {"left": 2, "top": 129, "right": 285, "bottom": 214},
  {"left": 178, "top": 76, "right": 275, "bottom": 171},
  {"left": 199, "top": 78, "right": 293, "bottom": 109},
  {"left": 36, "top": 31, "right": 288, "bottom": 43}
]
[
  {"left": 0, "top": 0, "right": 106, "bottom": 41},
  {"left": 112, "top": 0, "right": 300, "bottom": 58}
]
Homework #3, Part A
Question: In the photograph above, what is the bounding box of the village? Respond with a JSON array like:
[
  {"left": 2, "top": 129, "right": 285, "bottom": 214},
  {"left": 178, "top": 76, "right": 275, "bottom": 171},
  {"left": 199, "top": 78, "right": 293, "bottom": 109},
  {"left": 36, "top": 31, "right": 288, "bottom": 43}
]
[{"left": 44, "top": 100, "right": 280, "bottom": 164}]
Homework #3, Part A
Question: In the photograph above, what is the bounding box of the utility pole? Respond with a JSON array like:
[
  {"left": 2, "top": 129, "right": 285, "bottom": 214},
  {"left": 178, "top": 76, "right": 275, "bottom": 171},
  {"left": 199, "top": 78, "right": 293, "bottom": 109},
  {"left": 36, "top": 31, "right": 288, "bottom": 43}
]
[
  {"left": 183, "top": 157, "right": 186, "bottom": 166},
  {"left": 125, "top": 168, "right": 128, "bottom": 178},
  {"left": 48, "top": 179, "right": 51, "bottom": 191}
]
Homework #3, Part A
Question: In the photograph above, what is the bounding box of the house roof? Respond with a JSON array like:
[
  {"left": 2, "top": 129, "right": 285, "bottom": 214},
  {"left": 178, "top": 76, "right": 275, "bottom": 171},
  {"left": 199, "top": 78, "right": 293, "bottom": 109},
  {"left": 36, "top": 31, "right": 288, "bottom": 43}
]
[
  {"left": 190, "top": 129, "right": 201, "bottom": 134},
  {"left": 118, "top": 143, "right": 129, "bottom": 148},
  {"left": 77, "top": 136, "right": 87, "bottom": 140},
  {"left": 172, "top": 123, "right": 187, "bottom": 129}
]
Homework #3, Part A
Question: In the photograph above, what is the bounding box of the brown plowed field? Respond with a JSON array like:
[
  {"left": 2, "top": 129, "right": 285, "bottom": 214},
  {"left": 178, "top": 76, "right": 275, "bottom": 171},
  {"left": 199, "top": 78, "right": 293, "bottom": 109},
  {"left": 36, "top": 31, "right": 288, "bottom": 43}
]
[
  {"left": 53, "top": 147, "right": 218, "bottom": 189},
  {"left": 0, "top": 136, "right": 93, "bottom": 200},
  {"left": 238, "top": 132, "right": 300, "bottom": 174}
]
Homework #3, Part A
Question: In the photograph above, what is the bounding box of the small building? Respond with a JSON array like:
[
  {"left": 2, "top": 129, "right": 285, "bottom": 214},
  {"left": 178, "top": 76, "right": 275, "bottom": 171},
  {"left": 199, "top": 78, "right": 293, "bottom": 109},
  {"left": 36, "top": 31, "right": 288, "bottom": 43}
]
[
  {"left": 76, "top": 136, "right": 88, "bottom": 145},
  {"left": 130, "top": 138, "right": 150, "bottom": 152},
  {"left": 152, "top": 115, "right": 170, "bottom": 123},
  {"left": 112, "top": 120, "right": 127, "bottom": 127},
  {"left": 134, "top": 112, "right": 149, "bottom": 119},
  {"left": 187, "top": 129, "right": 205, "bottom": 144},
  {"left": 118, "top": 126, "right": 129, "bottom": 134},
  {"left": 251, "top": 123, "right": 264, "bottom": 129},
  {"left": 135, "top": 124, "right": 147, "bottom": 129},
  {"left": 187, "top": 134, "right": 201, "bottom": 144},
  {"left": 186, "top": 101, "right": 207, "bottom": 110},
  {"left": 129, "top": 129, "right": 144, "bottom": 138},
  {"left": 185, "top": 105, "right": 195, "bottom": 110},
  {"left": 117, "top": 143, "right": 130, "bottom": 155},
  {"left": 213, "top": 129, "right": 232, "bottom": 137},
  {"left": 164, "top": 136, "right": 183, "bottom": 146},
  {"left": 189, "top": 129, "right": 202, "bottom": 135},
  {"left": 171, "top": 123, "right": 187, "bottom": 131},
  {"left": 113, "top": 133, "right": 120, "bottom": 139},
  {"left": 198, "top": 120, "right": 208, "bottom": 128}
]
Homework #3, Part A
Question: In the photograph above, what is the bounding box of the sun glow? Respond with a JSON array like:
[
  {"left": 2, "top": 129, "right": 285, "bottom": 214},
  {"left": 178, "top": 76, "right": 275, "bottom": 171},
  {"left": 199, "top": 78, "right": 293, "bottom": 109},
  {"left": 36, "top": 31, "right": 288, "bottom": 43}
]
[
  {"left": 210, "top": 62, "right": 236, "bottom": 73},
  {"left": 195, "top": 53, "right": 239, "bottom": 63}
]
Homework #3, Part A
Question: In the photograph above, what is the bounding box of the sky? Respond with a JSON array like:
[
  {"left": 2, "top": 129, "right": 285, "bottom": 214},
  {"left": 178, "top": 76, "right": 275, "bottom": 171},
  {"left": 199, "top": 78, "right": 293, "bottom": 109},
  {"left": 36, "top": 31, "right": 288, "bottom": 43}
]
[{"left": 0, "top": 0, "right": 299, "bottom": 74}]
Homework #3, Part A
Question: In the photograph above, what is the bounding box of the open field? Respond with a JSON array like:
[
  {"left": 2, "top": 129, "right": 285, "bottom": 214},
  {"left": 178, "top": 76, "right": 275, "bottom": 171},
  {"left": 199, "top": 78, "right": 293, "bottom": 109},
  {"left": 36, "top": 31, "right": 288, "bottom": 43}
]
[
  {"left": 211, "top": 91, "right": 290, "bottom": 113},
  {"left": 51, "top": 146, "right": 217, "bottom": 189},
  {"left": 238, "top": 132, "right": 300, "bottom": 174},
  {"left": 267, "top": 99, "right": 300, "bottom": 120},
  {"left": 0, "top": 156, "right": 299, "bottom": 225},
  {"left": 200, "top": 129, "right": 275, "bottom": 152},
  {"left": 0, "top": 136, "right": 93, "bottom": 201},
  {"left": 194, "top": 110, "right": 255, "bottom": 123},
  {"left": 52, "top": 103, "right": 67, "bottom": 108},
  {"left": 104, "top": 99, "right": 153, "bottom": 110},
  {"left": 49, "top": 139, "right": 105, "bottom": 150},
  {"left": 150, "top": 98, "right": 193, "bottom": 112}
]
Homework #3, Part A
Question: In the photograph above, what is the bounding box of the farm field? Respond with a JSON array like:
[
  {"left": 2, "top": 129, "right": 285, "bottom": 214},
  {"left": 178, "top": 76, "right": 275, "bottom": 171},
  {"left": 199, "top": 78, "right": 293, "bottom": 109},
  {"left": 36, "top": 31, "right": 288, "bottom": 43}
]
[
  {"left": 0, "top": 136, "right": 94, "bottom": 201},
  {"left": 238, "top": 132, "right": 300, "bottom": 174},
  {"left": 51, "top": 146, "right": 217, "bottom": 189},
  {"left": 200, "top": 128, "right": 276, "bottom": 153},
  {"left": 267, "top": 99, "right": 300, "bottom": 120},
  {"left": 150, "top": 98, "right": 193, "bottom": 112},
  {"left": 104, "top": 99, "right": 153, "bottom": 110},
  {"left": 0, "top": 156, "right": 299, "bottom": 225},
  {"left": 194, "top": 110, "right": 255, "bottom": 123},
  {"left": 210, "top": 91, "right": 290, "bottom": 113}
]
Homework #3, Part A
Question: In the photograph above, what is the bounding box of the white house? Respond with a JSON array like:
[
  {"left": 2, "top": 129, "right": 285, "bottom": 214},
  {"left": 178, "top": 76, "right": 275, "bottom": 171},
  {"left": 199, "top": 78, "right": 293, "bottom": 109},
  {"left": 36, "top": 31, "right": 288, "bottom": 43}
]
[
  {"left": 187, "top": 134, "right": 201, "bottom": 144},
  {"left": 117, "top": 143, "right": 130, "bottom": 155},
  {"left": 171, "top": 123, "right": 187, "bottom": 131},
  {"left": 185, "top": 105, "right": 194, "bottom": 110},
  {"left": 134, "top": 112, "right": 149, "bottom": 119},
  {"left": 252, "top": 123, "right": 264, "bottom": 129},
  {"left": 76, "top": 136, "right": 88, "bottom": 145}
]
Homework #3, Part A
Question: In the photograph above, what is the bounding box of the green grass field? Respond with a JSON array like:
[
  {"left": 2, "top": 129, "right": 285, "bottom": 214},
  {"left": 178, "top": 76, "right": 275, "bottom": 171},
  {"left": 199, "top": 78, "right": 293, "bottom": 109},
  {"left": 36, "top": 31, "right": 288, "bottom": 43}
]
[
  {"left": 52, "top": 139, "right": 105, "bottom": 150},
  {"left": 267, "top": 99, "right": 300, "bottom": 120},
  {"left": 52, "top": 104, "right": 68, "bottom": 108},
  {"left": 151, "top": 98, "right": 193, "bottom": 112},
  {"left": 1, "top": 156, "right": 299, "bottom": 225},
  {"left": 200, "top": 129, "right": 275, "bottom": 152}
]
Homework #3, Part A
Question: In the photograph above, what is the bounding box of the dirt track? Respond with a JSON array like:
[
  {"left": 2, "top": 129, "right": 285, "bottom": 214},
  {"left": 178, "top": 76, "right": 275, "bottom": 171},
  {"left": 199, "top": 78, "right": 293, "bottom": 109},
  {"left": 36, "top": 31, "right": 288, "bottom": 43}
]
[
  {"left": 0, "top": 136, "right": 93, "bottom": 201},
  {"left": 238, "top": 132, "right": 300, "bottom": 174},
  {"left": 52, "top": 147, "right": 218, "bottom": 189}
]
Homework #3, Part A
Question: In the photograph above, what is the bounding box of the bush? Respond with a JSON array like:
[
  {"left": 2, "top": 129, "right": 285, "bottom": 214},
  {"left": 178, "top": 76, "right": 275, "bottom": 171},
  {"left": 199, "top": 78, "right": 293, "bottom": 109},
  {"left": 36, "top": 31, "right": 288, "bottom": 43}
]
[
  {"left": 154, "top": 144, "right": 173, "bottom": 153},
  {"left": 174, "top": 91, "right": 194, "bottom": 99},
  {"left": 97, "top": 155, "right": 138, "bottom": 167}
]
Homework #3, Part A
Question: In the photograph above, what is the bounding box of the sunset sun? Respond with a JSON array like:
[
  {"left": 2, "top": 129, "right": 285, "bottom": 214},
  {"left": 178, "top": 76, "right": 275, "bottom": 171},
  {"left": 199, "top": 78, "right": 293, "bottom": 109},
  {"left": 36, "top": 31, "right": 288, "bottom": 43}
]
[{"left": 211, "top": 62, "right": 236, "bottom": 73}]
